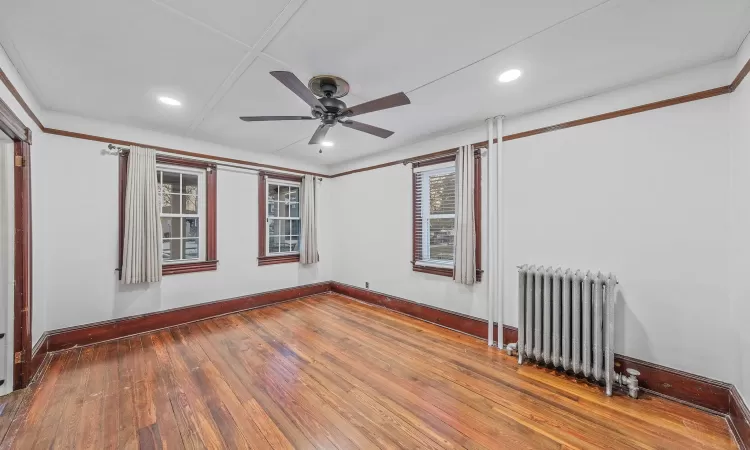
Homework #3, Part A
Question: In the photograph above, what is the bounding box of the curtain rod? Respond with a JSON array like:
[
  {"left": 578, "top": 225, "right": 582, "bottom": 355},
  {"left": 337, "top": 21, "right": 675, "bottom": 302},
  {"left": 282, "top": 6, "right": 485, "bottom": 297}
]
[{"left": 103, "top": 144, "right": 322, "bottom": 181}]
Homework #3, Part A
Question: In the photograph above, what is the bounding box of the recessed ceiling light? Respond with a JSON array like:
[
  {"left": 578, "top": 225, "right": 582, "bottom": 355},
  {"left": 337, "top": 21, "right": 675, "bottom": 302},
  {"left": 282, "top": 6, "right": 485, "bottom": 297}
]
[
  {"left": 158, "top": 96, "right": 182, "bottom": 106},
  {"left": 321, "top": 141, "right": 334, "bottom": 147},
  {"left": 498, "top": 69, "right": 522, "bottom": 83}
]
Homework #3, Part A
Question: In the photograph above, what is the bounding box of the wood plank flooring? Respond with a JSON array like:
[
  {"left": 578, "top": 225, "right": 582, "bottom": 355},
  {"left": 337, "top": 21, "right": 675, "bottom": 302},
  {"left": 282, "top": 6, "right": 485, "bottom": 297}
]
[{"left": 0, "top": 293, "right": 739, "bottom": 449}]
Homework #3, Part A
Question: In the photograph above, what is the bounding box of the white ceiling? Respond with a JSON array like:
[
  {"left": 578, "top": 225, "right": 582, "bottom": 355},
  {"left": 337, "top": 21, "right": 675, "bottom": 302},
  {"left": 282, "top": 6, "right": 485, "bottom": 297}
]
[{"left": 1, "top": 0, "right": 748, "bottom": 166}]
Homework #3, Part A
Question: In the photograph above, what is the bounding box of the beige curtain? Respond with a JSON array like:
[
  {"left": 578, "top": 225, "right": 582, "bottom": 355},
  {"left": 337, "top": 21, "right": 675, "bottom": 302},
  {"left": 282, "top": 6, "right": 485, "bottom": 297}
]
[
  {"left": 300, "top": 174, "right": 319, "bottom": 264},
  {"left": 454, "top": 145, "right": 476, "bottom": 285},
  {"left": 121, "top": 146, "right": 162, "bottom": 284}
]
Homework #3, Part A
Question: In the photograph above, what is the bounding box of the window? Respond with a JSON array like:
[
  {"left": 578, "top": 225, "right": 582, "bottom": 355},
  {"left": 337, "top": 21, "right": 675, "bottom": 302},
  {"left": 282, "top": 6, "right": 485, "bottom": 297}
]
[
  {"left": 158, "top": 165, "right": 205, "bottom": 263},
  {"left": 412, "top": 152, "right": 482, "bottom": 279},
  {"left": 258, "top": 172, "right": 302, "bottom": 265},
  {"left": 119, "top": 154, "right": 218, "bottom": 276}
]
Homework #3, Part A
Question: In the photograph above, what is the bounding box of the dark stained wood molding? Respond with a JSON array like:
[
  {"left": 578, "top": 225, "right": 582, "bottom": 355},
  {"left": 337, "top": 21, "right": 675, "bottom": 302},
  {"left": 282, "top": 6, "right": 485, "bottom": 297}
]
[
  {"left": 118, "top": 152, "right": 219, "bottom": 276},
  {"left": 0, "top": 69, "right": 40, "bottom": 137},
  {"left": 730, "top": 57, "right": 750, "bottom": 93},
  {"left": 162, "top": 260, "right": 218, "bottom": 275},
  {"left": 502, "top": 86, "right": 731, "bottom": 142},
  {"left": 411, "top": 149, "right": 482, "bottom": 281},
  {"left": 155, "top": 153, "right": 216, "bottom": 170},
  {"left": 258, "top": 254, "right": 301, "bottom": 266},
  {"left": 331, "top": 282, "right": 513, "bottom": 343},
  {"left": 0, "top": 95, "right": 31, "bottom": 143},
  {"left": 258, "top": 172, "right": 267, "bottom": 259},
  {"left": 206, "top": 167, "right": 217, "bottom": 261},
  {"left": 31, "top": 282, "right": 333, "bottom": 361},
  {"left": 13, "top": 140, "right": 32, "bottom": 390},
  {"left": 614, "top": 354, "right": 733, "bottom": 414},
  {"left": 3, "top": 59, "right": 750, "bottom": 179},
  {"left": 729, "top": 385, "right": 750, "bottom": 449},
  {"left": 329, "top": 281, "right": 750, "bottom": 434}
]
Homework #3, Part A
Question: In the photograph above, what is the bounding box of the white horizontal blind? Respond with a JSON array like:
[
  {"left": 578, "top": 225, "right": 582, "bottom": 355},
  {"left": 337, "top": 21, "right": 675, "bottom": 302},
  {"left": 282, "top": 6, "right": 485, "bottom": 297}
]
[{"left": 414, "top": 164, "right": 456, "bottom": 266}]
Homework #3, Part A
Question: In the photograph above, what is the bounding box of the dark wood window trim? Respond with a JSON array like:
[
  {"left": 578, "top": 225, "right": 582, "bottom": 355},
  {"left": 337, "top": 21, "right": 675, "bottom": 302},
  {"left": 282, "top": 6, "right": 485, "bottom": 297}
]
[
  {"left": 258, "top": 171, "right": 302, "bottom": 266},
  {"left": 118, "top": 152, "right": 218, "bottom": 276},
  {"left": 411, "top": 149, "right": 483, "bottom": 281}
]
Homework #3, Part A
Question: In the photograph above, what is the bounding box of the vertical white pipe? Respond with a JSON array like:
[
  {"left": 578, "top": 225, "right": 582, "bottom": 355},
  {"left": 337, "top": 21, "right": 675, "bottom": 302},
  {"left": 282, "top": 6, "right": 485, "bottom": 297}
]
[
  {"left": 495, "top": 116, "right": 504, "bottom": 348},
  {"left": 486, "top": 118, "right": 494, "bottom": 346}
]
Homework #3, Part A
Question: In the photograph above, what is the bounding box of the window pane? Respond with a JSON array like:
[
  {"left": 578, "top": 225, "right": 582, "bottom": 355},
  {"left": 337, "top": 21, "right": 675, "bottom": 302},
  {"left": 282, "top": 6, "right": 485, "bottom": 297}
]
[
  {"left": 182, "top": 174, "right": 198, "bottom": 195},
  {"left": 267, "top": 201, "right": 278, "bottom": 217},
  {"left": 282, "top": 202, "right": 291, "bottom": 217},
  {"left": 183, "top": 239, "right": 199, "bottom": 260},
  {"left": 268, "top": 184, "right": 279, "bottom": 201},
  {"left": 289, "top": 187, "right": 299, "bottom": 202},
  {"left": 183, "top": 195, "right": 198, "bottom": 214},
  {"left": 162, "top": 172, "right": 180, "bottom": 195},
  {"left": 269, "top": 236, "right": 281, "bottom": 254},
  {"left": 269, "top": 219, "right": 281, "bottom": 236},
  {"left": 280, "top": 220, "right": 291, "bottom": 235},
  {"left": 163, "top": 239, "right": 180, "bottom": 261},
  {"left": 289, "top": 235, "right": 299, "bottom": 251},
  {"left": 279, "top": 185, "right": 290, "bottom": 202},
  {"left": 183, "top": 218, "right": 199, "bottom": 238},
  {"left": 161, "top": 217, "right": 181, "bottom": 239},
  {"left": 162, "top": 194, "right": 180, "bottom": 214},
  {"left": 429, "top": 217, "right": 455, "bottom": 261},
  {"left": 290, "top": 203, "right": 299, "bottom": 218},
  {"left": 429, "top": 173, "right": 456, "bottom": 215},
  {"left": 291, "top": 219, "right": 300, "bottom": 235}
]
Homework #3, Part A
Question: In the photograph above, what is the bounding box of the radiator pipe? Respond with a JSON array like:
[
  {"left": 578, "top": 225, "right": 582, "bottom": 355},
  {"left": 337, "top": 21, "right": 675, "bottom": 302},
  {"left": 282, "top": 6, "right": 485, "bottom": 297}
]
[
  {"left": 485, "top": 118, "right": 494, "bottom": 346},
  {"left": 494, "top": 116, "right": 504, "bottom": 349}
]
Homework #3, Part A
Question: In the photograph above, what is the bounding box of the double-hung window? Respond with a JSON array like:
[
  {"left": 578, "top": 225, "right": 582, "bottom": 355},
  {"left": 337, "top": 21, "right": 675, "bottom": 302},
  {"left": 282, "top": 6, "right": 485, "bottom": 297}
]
[
  {"left": 118, "top": 154, "right": 218, "bottom": 276},
  {"left": 416, "top": 164, "right": 456, "bottom": 266},
  {"left": 412, "top": 153, "right": 482, "bottom": 279},
  {"left": 158, "top": 165, "right": 205, "bottom": 263},
  {"left": 258, "top": 172, "right": 302, "bottom": 265}
]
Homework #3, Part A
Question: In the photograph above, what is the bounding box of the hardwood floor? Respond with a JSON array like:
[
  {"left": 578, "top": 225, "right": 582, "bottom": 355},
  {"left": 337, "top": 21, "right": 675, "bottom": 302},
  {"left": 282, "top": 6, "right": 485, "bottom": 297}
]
[{"left": 0, "top": 293, "right": 738, "bottom": 449}]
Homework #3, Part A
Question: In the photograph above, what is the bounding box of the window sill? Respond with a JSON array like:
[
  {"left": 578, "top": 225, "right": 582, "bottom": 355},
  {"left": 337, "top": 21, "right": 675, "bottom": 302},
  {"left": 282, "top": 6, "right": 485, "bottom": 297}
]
[
  {"left": 163, "top": 260, "right": 218, "bottom": 275},
  {"left": 258, "top": 254, "right": 300, "bottom": 266},
  {"left": 412, "top": 262, "right": 483, "bottom": 282}
]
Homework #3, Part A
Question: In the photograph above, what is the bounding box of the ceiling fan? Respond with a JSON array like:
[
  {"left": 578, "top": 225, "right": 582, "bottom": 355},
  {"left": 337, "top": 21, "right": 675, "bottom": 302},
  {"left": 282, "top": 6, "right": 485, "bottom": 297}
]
[{"left": 240, "top": 71, "right": 411, "bottom": 145}]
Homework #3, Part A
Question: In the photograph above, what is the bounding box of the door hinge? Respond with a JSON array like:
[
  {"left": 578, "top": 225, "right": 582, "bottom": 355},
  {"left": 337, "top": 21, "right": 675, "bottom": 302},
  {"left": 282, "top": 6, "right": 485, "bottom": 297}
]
[
  {"left": 14, "top": 352, "right": 21, "bottom": 364},
  {"left": 14, "top": 155, "right": 24, "bottom": 167}
]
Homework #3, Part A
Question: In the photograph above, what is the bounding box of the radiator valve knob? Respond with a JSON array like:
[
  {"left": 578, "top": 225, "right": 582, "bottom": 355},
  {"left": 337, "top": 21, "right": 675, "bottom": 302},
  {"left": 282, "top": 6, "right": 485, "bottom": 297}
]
[{"left": 617, "top": 369, "right": 640, "bottom": 399}]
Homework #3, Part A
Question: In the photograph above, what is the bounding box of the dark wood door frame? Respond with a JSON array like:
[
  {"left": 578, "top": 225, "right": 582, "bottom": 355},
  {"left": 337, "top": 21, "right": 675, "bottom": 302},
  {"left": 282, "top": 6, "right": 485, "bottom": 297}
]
[{"left": 0, "top": 94, "right": 33, "bottom": 390}]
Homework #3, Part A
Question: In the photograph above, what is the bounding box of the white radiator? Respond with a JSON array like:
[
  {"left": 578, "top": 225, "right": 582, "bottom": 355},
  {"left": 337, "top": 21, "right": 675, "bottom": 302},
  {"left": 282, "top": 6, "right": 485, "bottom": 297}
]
[{"left": 515, "top": 265, "right": 637, "bottom": 397}]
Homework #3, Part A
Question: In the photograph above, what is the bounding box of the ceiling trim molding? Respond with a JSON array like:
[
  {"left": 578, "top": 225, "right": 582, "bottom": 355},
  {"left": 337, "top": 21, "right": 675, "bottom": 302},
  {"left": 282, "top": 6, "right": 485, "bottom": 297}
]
[
  {"left": 329, "top": 60, "right": 747, "bottom": 178},
  {"left": 1, "top": 56, "right": 748, "bottom": 180}
]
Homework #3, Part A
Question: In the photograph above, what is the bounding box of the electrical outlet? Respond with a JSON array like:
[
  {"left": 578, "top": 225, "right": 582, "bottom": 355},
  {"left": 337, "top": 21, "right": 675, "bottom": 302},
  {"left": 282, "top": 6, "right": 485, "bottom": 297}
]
[{"left": 365, "top": 282, "right": 370, "bottom": 289}]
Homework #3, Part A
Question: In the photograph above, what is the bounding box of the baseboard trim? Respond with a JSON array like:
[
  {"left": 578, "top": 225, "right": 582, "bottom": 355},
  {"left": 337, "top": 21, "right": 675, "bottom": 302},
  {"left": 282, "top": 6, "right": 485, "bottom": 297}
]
[
  {"left": 23, "top": 280, "right": 750, "bottom": 449},
  {"left": 330, "top": 281, "right": 749, "bottom": 448},
  {"left": 28, "top": 281, "right": 333, "bottom": 383},
  {"left": 730, "top": 385, "right": 750, "bottom": 450}
]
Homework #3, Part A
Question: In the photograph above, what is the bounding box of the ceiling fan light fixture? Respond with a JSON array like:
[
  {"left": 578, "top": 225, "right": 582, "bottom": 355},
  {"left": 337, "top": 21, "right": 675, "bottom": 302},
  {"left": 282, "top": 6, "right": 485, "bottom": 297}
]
[
  {"left": 158, "top": 96, "right": 182, "bottom": 106},
  {"left": 498, "top": 69, "right": 522, "bottom": 83},
  {"left": 321, "top": 141, "right": 334, "bottom": 147}
]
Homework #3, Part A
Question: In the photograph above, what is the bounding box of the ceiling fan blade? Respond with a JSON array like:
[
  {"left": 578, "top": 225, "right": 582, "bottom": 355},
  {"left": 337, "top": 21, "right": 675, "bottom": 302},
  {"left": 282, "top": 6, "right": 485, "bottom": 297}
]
[
  {"left": 270, "top": 71, "right": 327, "bottom": 112},
  {"left": 340, "top": 120, "right": 394, "bottom": 139},
  {"left": 240, "top": 116, "right": 316, "bottom": 122},
  {"left": 309, "top": 124, "right": 332, "bottom": 145},
  {"left": 344, "top": 92, "right": 410, "bottom": 117}
]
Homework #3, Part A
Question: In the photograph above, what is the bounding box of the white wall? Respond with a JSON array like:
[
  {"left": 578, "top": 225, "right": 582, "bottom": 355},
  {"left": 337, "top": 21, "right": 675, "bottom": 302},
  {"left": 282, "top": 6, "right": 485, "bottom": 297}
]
[
  {"left": 0, "top": 46, "right": 332, "bottom": 344},
  {"left": 729, "top": 35, "right": 750, "bottom": 404},
  {"left": 33, "top": 123, "right": 332, "bottom": 332},
  {"left": 329, "top": 58, "right": 739, "bottom": 384}
]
